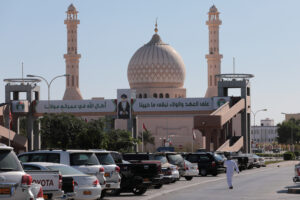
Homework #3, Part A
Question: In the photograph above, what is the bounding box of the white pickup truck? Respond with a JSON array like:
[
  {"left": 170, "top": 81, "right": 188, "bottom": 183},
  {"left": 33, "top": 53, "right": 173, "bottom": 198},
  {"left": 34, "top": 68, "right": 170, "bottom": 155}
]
[
  {"left": 0, "top": 144, "right": 44, "bottom": 200},
  {"left": 24, "top": 170, "right": 64, "bottom": 200}
]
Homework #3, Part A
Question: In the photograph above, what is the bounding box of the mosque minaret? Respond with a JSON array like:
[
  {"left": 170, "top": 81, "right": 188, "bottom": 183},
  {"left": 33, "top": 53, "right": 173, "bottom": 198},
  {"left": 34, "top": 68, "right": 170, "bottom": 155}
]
[
  {"left": 63, "top": 4, "right": 83, "bottom": 100},
  {"left": 205, "top": 5, "right": 223, "bottom": 98}
]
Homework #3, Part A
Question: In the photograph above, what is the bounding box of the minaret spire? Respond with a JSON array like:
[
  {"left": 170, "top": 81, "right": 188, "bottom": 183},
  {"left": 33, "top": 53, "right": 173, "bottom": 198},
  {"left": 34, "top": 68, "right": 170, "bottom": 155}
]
[
  {"left": 205, "top": 5, "right": 223, "bottom": 97},
  {"left": 154, "top": 18, "right": 158, "bottom": 33},
  {"left": 63, "top": 4, "right": 83, "bottom": 100}
]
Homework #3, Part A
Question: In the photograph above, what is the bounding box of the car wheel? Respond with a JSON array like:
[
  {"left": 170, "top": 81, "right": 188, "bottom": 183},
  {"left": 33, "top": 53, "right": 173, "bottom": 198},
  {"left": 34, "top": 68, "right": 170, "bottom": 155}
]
[
  {"left": 212, "top": 171, "right": 218, "bottom": 176},
  {"left": 100, "top": 190, "right": 106, "bottom": 199},
  {"left": 154, "top": 184, "right": 163, "bottom": 189},
  {"left": 200, "top": 169, "right": 207, "bottom": 176},
  {"left": 185, "top": 176, "right": 193, "bottom": 181},
  {"left": 132, "top": 186, "right": 147, "bottom": 195},
  {"left": 108, "top": 189, "right": 121, "bottom": 196}
]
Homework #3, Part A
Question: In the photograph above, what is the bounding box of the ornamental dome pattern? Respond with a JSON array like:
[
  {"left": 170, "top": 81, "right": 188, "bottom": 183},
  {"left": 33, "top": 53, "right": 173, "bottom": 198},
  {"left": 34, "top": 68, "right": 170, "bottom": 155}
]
[{"left": 127, "top": 33, "right": 186, "bottom": 89}]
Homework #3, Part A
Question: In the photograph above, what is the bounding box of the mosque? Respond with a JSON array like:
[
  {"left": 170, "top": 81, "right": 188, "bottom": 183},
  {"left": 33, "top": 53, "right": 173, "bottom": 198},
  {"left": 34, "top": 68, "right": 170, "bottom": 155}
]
[{"left": 1, "top": 4, "right": 253, "bottom": 153}]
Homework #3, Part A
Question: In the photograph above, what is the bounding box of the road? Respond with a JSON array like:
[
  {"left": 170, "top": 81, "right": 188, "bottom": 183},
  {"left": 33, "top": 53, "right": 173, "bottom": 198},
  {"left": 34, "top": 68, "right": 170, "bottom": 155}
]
[{"left": 105, "top": 161, "right": 300, "bottom": 200}]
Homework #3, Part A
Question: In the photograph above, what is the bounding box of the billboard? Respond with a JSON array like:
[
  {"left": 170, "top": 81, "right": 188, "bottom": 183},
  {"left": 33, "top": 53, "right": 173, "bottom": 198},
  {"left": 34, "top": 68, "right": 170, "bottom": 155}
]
[
  {"left": 117, "top": 89, "right": 135, "bottom": 119},
  {"left": 34, "top": 100, "right": 116, "bottom": 113},
  {"left": 12, "top": 100, "right": 29, "bottom": 113}
]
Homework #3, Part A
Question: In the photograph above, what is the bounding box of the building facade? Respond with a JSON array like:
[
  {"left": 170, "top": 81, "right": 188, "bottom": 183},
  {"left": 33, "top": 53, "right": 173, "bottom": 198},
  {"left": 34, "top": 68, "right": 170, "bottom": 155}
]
[{"left": 251, "top": 118, "right": 278, "bottom": 144}]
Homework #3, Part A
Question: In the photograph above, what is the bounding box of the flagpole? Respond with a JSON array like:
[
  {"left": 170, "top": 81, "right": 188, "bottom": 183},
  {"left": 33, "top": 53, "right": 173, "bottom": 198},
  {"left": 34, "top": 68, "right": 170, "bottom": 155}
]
[{"left": 192, "top": 129, "right": 194, "bottom": 152}]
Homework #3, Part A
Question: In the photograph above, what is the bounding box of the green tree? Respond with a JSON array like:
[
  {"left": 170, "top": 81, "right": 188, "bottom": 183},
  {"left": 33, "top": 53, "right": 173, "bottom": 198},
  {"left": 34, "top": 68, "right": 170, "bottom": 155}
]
[
  {"left": 40, "top": 113, "right": 87, "bottom": 149},
  {"left": 138, "top": 130, "right": 155, "bottom": 149},
  {"left": 106, "top": 129, "right": 137, "bottom": 152},
  {"left": 75, "top": 118, "right": 107, "bottom": 149},
  {"left": 277, "top": 118, "right": 300, "bottom": 144}
]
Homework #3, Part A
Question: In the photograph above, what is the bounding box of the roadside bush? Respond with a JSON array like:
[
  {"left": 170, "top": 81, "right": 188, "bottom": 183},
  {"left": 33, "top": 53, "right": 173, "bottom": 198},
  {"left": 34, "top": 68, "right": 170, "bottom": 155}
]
[
  {"left": 283, "top": 151, "right": 296, "bottom": 160},
  {"left": 293, "top": 151, "right": 300, "bottom": 157},
  {"left": 256, "top": 153, "right": 283, "bottom": 158}
]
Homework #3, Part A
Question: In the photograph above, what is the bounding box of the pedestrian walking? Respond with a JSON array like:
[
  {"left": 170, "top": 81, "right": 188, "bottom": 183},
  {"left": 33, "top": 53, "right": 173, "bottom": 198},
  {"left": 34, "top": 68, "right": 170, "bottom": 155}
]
[{"left": 224, "top": 156, "right": 239, "bottom": 189}]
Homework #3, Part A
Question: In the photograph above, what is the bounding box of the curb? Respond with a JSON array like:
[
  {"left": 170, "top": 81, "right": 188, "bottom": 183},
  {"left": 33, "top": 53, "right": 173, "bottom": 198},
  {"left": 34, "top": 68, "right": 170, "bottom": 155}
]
[{"left": 288, "top": 188, "right": 300, "bottom": 194}]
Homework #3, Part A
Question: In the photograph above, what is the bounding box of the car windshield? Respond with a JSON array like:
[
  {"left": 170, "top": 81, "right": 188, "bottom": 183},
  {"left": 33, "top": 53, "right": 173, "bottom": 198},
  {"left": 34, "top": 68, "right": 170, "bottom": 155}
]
[
  {"left": 154, "top": 155, "right": 168, "bottom": 164},
  {"left": 95, "top": 153, "right": 115, "bottom": 165},
  {"left": 214, "top": 154, "right": 224, "bottom": 162},
  {"left": 167, "top": 154, "right": 184, "bottom": 166},
  {"left": 70, "top": 153, "right": 100, "bottom": 166},
  {"left": 0, "top": 150, "right": 22, "bottom": 171},
  {"left": 47, "top": 165, "right": 85, "bottom": 175}
]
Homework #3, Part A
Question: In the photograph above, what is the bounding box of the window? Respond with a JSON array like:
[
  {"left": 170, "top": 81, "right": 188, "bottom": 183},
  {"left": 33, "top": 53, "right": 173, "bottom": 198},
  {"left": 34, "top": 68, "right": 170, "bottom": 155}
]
[
  {"left": 143, "top": 93, "right": 147, "bottom": 98},
  {"left": 166, "top": 93, "right": 170, "bottom": 98},
  {"left": 67, "top": 76, "right": 70, "bottom": 87},
  {"left": 210, "top": 75, "right": 212, "bottom": 86},
  {"left": 153, "top": 93, "right": 158, "bottom": 98},
  {"left": 76, "top": 76, "right": 79, "bottom": 87},
  {"left": 138, "top": 94, "right": 142, "bottom": 98},
  {"left": 70, "top": 153, "right": 99, "bottom": 166},
  {"left": 95, "top": 153, "right": 115, "bottom": 165},
  {"left": 159, "top": 93, "right": 163, "bottom": 98},
  {"left": 23, "top": 165, "right": 41, "bottom": 170}
]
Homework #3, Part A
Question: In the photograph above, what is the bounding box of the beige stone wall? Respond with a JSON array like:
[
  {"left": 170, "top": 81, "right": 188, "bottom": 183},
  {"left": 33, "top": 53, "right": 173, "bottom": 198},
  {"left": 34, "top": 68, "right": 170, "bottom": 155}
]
[{"left": 136, "top": 115, "right": 204, "bottom": 152}]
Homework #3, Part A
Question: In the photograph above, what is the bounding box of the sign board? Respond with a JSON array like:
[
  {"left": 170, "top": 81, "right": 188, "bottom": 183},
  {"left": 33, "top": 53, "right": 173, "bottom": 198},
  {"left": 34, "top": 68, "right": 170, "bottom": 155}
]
[
  {"left": 117, "top": 89, "right": 135, "bottom": 119},
  {"left": 132, "top": 97, "right": 230, "bottom": 112},
  {"left": 34, "top": 100, "right": 116, "bottom": 113},
  {"left": 12, "top": 100, "right": 29, "bottom": 113}
]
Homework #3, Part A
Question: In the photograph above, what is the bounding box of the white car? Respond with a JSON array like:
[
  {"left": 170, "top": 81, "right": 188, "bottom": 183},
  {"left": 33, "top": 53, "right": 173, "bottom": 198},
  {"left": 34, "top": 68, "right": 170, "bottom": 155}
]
[
  {"left": 18, "top": 150, "right": 107, "bottom": 191},
  {"left": 93, "top": 150, "right": 121, "bottom": 193},
  {"left": 0, "top": 144, "right": 44, "bottom": 200},
  {"left": 293, "top": 162, "right": 300, "bottom": 183},
  {"left": 183, "top": 160, "right": 199, "bottom": 181},
  {"left": 22, "top": 162, "right": 102, "bottom": 200}
]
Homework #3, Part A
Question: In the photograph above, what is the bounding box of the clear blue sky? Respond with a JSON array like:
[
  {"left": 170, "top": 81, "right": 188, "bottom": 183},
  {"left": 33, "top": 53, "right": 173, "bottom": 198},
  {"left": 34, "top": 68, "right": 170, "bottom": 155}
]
[{"left": 1, "top": 0, "right": 299, "bottom": 125}]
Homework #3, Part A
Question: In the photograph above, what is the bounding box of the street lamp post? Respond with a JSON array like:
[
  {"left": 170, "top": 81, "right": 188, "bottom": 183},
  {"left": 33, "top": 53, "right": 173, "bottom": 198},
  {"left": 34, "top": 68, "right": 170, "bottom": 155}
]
[
  {"left": 281, "top": 112, "right": 294, "bottom": 152},
  {"left": 27, "top": 74, "right": 69, "bottom": 106},
  {"left": 251, "top": 109, "right": 267, "bottom": 151}
]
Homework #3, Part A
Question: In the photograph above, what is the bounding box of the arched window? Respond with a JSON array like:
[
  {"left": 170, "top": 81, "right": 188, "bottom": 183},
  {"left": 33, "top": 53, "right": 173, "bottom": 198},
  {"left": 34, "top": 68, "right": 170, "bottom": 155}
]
[
  {"left": 175, "top": 94, "right": 177, "bottom": 98},
  {"left": 67, "top": 76, "right": 70, "bottom": 87},
  {"left": 153, "top": 93, "right": 158, "bottom": 98},
  {"left": 143, "top": 94, "right": 147, "bottom": 98},
  {"left": 165, "top": 93, "right": 170, "bottom": 98},
  {"left": 159, "top": 93, "right": 163, "bottom": 98},
  {"left": 138, "top": 94, "right": 142, "bottom": 98},
  {"left": 210, "top": 75, "right": 212, "bottom": 86},
  {"left": 76, "top": 76, "right": 79, "bottom": 87}
]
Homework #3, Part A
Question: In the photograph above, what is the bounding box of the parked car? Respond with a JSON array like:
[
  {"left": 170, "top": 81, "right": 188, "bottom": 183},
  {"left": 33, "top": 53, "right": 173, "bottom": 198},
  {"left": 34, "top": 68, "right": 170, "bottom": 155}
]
[
  {"left": 293, "top": 162, "right": 300, "bottom": 183},
  {"left": 92, "top": 150, "right": 121, "bottom": 194},
  {"left": 164, "top": 152, "right": 186, "bottom": 178},
  {"left": 22, "top": 162, "right": 102, "bottom": 200},
  {"left": 153, "top": 153, "right": 179, "bottom": 183},
  {"left": 0, "top": 143, "right": 44, "bottom": 200},
  {"left": 185, "top": 152, "right": 225, "bottom": 176},
  {"left": 23, "top": 167, "right": 64, "bottom": 199},
  {"left": 122, "top": 153, "right": 164, "bottom": 189},
  {"left": 18, "top": 150, "right": 107, "bottom": 196},
  {"left": 182, "top": 160, "right": 199, "bottom": 181},
  {"left": 109, "top": 152, "right": 162, "bottom": 195},
  {"left": 252, "top": 154, "right": 266, "bottom": 168}
]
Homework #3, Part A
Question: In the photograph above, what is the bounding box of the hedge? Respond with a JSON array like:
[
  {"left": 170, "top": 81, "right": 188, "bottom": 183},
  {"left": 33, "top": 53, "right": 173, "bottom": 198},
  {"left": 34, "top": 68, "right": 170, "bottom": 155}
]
[{"left": 283, "top": 151, "right": 296, "bottom": 160}]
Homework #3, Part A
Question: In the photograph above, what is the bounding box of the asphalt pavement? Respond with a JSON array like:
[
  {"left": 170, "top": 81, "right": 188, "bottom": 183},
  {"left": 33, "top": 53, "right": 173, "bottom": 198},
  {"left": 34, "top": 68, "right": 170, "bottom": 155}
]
[{"left": 105, "top": 161, "right": 300, "bottom": 200}]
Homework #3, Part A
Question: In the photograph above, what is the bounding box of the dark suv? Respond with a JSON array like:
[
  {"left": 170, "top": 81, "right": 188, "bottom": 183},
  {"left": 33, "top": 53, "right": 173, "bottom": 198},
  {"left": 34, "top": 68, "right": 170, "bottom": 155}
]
[{"left": 185, "top": 152, "right": 225, "bottom": 176}]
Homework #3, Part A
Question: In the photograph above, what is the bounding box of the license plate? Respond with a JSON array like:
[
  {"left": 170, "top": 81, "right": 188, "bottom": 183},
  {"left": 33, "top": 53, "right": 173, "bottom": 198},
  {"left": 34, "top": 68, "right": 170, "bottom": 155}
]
[
  {"left": 143, "top": 178, "right": 149, "bottom": 182},
  {"left": 104, "top": 172, "right": 110, "bottom": 177},
  {"left": 43, "top": 194, "right": 49, "bottom": 199},
  {"left": 106, "top": 184, "right": 111, "bottom": 188},
  {"left": 83, "top": 190, "right": 92, "bottom": 195},
  {"left": 0, "top": 188, "right": 10, "bottom": 195}
]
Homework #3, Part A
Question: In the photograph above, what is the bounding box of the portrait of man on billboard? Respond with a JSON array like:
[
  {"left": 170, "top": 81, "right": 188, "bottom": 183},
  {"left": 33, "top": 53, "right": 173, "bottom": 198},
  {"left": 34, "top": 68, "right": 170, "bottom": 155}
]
[{"left": 118, "top": 93, "right": 130, "bottom": 119}]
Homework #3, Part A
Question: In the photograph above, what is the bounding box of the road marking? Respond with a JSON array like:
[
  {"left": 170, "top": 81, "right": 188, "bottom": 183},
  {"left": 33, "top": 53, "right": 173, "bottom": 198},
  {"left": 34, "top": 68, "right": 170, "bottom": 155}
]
[{"left": 142, "top": 161, "right": 297, "bottom": 200}]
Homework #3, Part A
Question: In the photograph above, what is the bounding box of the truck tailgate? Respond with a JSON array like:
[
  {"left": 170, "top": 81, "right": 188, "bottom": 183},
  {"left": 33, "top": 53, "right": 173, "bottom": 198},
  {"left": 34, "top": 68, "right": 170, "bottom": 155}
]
[{"left": 26, "top": 170, "right": 60, "bottom": 192}]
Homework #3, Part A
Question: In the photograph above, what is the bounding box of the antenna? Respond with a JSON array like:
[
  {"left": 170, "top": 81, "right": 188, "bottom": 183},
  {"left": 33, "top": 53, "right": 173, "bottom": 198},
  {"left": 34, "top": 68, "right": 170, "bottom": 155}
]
[{"left": 233, "top": 57, "right": 235, "bottom": 74}]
